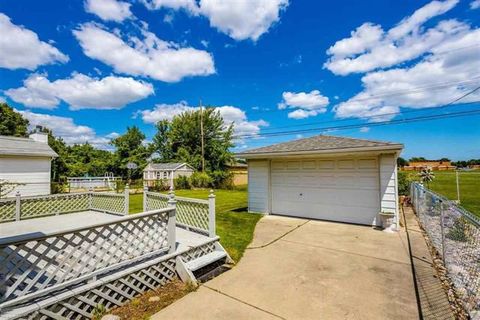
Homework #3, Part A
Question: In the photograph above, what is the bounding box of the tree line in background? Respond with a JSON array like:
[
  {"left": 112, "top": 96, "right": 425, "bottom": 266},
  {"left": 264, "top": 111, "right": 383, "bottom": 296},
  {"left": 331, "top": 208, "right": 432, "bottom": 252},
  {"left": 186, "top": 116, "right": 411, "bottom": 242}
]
[
  {"left": 0, "top": 103, "right": 234, "bottom": 189},
  {"left": 397, "top": 156, "right": 480, "bottom": 168}
]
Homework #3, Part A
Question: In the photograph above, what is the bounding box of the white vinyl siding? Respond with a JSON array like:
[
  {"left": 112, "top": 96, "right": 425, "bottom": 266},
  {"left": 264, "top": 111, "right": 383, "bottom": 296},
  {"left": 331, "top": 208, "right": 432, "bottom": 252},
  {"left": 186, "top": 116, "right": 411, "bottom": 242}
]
[
  {"left": 0, "top": 156, "right": 52, "bottom": 197},
  {"left": 379, "top": 153, "right": 399, "bottom": 216},
  {"left": 247, "top": 160, "right": 270, "bottom": 213},
  {"left": 270, "top": 157, "right": 381, "bottom": 225}
]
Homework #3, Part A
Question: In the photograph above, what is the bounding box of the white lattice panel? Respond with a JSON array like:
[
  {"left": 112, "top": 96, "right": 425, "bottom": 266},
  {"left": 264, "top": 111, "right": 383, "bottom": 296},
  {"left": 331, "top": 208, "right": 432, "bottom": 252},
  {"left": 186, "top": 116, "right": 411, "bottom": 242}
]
[
  {"left": 0, "top": 210, "right": 170, "bottom": 304},
  {"left": 91, "top": 193, "right": 125, "bottom": 215},
  {"left": 20, "top": 193, "right": 90, "bottom": 219},
  {"left": 145, "top": 192, "right": 169, "bottom": 211},
  {"left": 9, "top": 240, "right": 217, "bottom": 320},
  {"left": 0, "top": 199, "right": 16, "bottom": 222},
  {"left": 145, "top": 192, "right": 210, "bottom": 233},
  {"left": 176, "top": 199, "right": 209, "bottom": 232}
]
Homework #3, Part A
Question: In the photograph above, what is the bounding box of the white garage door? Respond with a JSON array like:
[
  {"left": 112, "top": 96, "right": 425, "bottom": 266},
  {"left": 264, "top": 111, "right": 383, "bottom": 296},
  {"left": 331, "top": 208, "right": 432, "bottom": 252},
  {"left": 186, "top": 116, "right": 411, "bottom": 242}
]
[{"left": 271, "top": 158, "right": 380, "bottom": 225}]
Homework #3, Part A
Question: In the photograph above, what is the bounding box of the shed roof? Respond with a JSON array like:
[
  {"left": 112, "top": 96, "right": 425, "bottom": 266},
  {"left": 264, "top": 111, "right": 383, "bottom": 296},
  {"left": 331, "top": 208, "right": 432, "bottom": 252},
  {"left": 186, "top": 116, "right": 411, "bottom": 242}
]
[
  {"left": 146, "top": 162, "right": 192, "bottom": 171},
  {"left": 0, "top": 135, "right": 58, "bottom": 157},
  {"left": 236, "top": 134, "right": 403, "bottom": 158}
]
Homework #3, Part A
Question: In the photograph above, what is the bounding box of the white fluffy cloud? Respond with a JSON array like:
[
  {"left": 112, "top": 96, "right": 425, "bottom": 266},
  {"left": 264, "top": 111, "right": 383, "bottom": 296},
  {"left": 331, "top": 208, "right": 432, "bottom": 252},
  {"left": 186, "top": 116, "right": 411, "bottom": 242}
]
[
  {"left": 137, "top": 101, "right": 268, "bottom": 137},
  {"left": 6, "top": 73, "right": 154, "bottom": 110},
  {"left": 141, "top": 0, "right": 289, "bottom": 41},
  {"left": 73, "top": 23, "right": 215, "bottom": 82},
  {"left": 19, "top": 110, "right": 113, "bottom": 148},
  {"left": 471, "top": 0, "right": 480, "bottom": 9},
  {"left": 0, "top": 13, "right": 68, "bottom": 70},
  {"left": 84, "top": 0, "right": 133, "bottom": 22},
  {"left": 278, "top": 90, "right": 330, "bottom": 119},
  {"left": 199, "top": 0, "right": 289, "bottom": 41},
  {"left": 324, "top": 0, "right": 460, "bottom": 75},
  {"left": 331, "top": 1, "right": 480, "bottom": 121}
]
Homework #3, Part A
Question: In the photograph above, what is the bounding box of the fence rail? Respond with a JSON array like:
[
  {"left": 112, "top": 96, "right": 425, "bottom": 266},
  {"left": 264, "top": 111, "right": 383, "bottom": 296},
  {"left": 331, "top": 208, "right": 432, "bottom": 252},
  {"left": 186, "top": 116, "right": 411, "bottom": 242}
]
[
  {"left": 411, "top": 182, "right": 480, "bottom": 319},
  {"left": 0, "top": 208, "right": 175, "bottom": 308},
  {"left": 144, "top": 188, "right": 215, "bottom": 237},
  {"left": 0, "top": 189, "right": 129, "bottom": 223}
]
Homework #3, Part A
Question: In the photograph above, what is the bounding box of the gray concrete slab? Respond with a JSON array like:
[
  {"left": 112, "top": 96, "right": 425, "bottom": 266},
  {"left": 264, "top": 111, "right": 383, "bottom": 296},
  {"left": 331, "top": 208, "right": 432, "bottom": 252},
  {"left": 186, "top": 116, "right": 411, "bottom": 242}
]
[
  {"left": 402, "top": 206, "right": 454, "bottom": 320},
  {"left": 154, "top": 215, "right": 420, "bottom": 320},
  {"left": 248, "top": 215, "right": 307, "bottom": 248},
  {"left": 151, "top": 286, "right": 281, "bottom": 320}
]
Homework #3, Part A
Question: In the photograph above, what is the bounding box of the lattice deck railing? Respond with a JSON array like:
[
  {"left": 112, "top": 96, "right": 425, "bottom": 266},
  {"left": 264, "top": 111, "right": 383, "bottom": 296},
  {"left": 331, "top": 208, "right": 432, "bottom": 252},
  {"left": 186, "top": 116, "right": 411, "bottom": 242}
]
[
  {"left": 144, "top": 189, "right": 215, "bottom": 237},
  {"left": 0, "top": 190, "right": 128, "bottom": 223},
  {"left": 0, "top": 208, "right": 175, "bottom": 308}
]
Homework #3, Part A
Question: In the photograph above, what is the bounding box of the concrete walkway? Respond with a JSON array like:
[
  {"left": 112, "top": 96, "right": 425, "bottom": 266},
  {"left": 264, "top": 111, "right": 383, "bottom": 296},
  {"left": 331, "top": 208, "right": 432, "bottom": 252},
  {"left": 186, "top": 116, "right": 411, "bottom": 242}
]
[{"left": 153, "top": 216, "right": 421, "bottom": 319}]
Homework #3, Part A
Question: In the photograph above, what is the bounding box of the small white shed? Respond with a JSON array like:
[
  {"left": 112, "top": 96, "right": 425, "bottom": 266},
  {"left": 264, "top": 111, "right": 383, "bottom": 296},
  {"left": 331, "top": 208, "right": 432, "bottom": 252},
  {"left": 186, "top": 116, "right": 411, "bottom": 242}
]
[
  {"left": 236, "top": 135, "right": 403, "bottom": 227},
  {"left": 143, "top": 162, "right": 195, "bottom": 188},
  {"left": 0, "top": 133, "right": 58, "bottom": 197}
]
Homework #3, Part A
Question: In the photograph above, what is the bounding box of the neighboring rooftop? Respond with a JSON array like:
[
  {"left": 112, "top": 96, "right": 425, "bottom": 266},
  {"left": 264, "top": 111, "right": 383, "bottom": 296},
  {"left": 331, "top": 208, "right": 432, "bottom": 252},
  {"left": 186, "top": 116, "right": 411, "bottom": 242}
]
[
  {"left": 0, "top": 135, "right": 57, "bottom": 157},
  {"left": 236, "top": 134, "right": 403, "bottom": 157},
  {"left": 145, "top": 163, "right": 191, "bottom": 170}
]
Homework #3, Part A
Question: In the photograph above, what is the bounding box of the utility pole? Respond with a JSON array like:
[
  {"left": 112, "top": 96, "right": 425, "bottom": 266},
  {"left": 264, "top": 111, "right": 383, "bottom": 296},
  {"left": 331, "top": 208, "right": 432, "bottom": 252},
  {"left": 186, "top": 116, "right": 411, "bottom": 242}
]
[{"left": 200, "top": 99, "right": 205, "bottom": 172}]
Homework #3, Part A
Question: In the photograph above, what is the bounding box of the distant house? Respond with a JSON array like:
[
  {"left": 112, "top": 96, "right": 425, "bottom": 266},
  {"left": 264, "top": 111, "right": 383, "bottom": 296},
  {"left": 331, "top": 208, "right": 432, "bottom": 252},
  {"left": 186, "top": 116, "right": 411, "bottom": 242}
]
[
  {"left": 403, "top": 161, "right": 456, "bottom": 171},
  {"left": 143, "top": 162, "right": 195, "bottom": 187},
  {"left": 0, "top": 133, "right": 57, "bottom": 197},
  {"left": 227, "top": 162, "right": 248, "bottom": 186}
]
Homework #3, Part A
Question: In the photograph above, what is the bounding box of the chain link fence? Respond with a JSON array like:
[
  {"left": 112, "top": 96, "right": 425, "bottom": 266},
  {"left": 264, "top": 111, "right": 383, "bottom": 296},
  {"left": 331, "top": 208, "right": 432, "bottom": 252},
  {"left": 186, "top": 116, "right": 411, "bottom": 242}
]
[{"left": 411, "top": 182, "right": 480, "bottom": 319}]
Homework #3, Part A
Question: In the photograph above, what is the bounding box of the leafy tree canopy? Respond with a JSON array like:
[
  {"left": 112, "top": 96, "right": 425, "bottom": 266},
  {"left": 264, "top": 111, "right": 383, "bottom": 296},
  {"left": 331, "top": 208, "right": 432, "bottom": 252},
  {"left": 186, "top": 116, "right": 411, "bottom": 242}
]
[
  {"left": 151, "top": 108, "right": 234, "bottom": 172},
  {"left": 397, "top": 157, "right": 409, "bottom": 167},
  {"left": 111, "top": 126, "right": 148, "bottom": 179},
  {"left": 0, "top": 103, "right": 29, "bottom": 137}
]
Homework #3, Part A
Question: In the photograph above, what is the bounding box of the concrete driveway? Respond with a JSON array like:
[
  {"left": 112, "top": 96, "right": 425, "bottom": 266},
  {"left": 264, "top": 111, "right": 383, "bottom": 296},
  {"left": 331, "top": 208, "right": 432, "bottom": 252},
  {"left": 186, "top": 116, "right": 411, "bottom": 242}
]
[{"left": 152, "top": 216, "right": 419, "bottom": 319}]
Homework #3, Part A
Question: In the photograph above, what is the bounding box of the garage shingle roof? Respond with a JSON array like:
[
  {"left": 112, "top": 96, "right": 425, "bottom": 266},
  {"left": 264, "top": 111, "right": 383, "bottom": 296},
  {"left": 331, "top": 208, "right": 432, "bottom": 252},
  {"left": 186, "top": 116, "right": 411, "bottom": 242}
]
[
  {"left": 237, "top": 134, "right": 403, "bottom": 156},
  {"left": 0, "top": 135, "right": 57, "bottom": 157},
  {"left": 147, "top": 163, "right": 189, "bottom": 170}
]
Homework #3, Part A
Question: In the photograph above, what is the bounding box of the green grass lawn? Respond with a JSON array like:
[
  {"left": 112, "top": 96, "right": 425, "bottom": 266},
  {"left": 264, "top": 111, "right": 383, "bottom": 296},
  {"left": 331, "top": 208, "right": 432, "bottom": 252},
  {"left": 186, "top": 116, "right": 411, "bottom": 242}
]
[
  {"left": 428, "top": 171, "right": 480, "bottom": 217},
  {"left": 129, "top": 188, "right": 261, "bottom": 262}
]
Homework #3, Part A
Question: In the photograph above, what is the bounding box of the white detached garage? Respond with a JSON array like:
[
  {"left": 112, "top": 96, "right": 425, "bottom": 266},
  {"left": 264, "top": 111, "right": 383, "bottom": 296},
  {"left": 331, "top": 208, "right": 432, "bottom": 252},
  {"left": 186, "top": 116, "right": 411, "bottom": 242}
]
[{"left": 236, "top": 135, "right": 403, "bottom": 227}]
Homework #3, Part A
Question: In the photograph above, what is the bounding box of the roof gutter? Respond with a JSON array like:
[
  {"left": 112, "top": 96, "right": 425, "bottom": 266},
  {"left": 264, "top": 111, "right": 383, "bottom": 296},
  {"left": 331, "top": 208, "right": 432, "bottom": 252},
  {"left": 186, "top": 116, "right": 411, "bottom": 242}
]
[{"left": 235, "top": 144, "right": 404, "bottom": 159}]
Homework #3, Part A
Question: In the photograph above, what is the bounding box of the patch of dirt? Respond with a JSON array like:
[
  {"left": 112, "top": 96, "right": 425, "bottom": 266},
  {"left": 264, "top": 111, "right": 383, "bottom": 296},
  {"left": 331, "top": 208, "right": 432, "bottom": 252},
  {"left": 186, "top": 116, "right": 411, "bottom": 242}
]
[{"left": 107, "top": 280, "right": 196, "bottom": 320}]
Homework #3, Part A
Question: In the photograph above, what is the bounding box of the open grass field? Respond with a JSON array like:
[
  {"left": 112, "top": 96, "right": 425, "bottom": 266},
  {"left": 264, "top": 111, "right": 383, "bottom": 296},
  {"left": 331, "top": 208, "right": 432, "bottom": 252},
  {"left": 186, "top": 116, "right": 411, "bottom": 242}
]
[
  {"left": 428, "top": 171, "right": 480, "bottom": 217},
  {"left": 129, "top": 187, "right": 261, "bottom": 262}
]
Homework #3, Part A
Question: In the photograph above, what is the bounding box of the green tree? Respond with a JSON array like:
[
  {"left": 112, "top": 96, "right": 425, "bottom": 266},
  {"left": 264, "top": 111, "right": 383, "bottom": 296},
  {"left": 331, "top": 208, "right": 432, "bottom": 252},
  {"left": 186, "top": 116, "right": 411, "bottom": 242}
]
[
  {"left": 151, "top": 120, "right": 173, "bottom": 162},
  {"left": 409, "top": 157, "right": 427, "bottom": 162},
  {"left": 111, "top": 126, "right": 148, "bottom": 179},
  {"left": 37, "top": 127, "right": 69, "bottom": 182},
  {"left": 0, "top": 103, "right": 29, "bottom": 137},
  {"left": 397, "top": 157, "right": 408, "bottom": 167},
  {"left": 152, "top": 108, "right": 234, "bottom": 172}
]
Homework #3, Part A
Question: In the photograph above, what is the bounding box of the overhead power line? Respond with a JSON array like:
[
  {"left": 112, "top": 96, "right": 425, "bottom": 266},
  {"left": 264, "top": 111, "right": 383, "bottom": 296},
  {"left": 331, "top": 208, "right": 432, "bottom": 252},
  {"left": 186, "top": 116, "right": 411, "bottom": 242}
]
[
  {"left": 247, "top": 77, "right": 480, "bottom": 116},
  {"left": 233, "top": 85, "right": 480, "bottom": 139}
]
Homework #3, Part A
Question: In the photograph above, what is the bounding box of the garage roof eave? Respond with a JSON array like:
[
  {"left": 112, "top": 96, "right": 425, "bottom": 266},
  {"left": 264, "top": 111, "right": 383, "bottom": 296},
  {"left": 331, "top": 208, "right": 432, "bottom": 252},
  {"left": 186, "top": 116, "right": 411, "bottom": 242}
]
[{"left": 235, "top": 144, "right": 404, "bottom": 159}]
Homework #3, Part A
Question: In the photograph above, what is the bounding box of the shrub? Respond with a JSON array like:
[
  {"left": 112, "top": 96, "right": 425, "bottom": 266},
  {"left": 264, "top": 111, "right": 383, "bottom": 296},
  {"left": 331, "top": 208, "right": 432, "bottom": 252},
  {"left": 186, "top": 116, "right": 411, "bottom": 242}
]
[
  {"left": 209, "top": 170, "right": 234, "bottom": 189},
  {"left": 174, "top": 175, "right": 191, "bottom": 189},
  {"left": 398, "top": 171, "right": 416, "bottom": 196},
  {"left": 190, "top": 172, "right": 212, "bottom": 188},
  {"left": 51, "top": 182, "right": 65, "bottom": 194},
  {"left": 150, "top": 179, "right": 170, "bottom": 192}
]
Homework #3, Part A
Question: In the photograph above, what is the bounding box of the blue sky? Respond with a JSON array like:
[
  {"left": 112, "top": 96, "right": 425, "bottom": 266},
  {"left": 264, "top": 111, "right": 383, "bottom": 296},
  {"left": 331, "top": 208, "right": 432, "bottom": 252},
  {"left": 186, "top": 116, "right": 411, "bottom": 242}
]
[{"left": 0, "top": 0, "right": 479, "bottom": 160}]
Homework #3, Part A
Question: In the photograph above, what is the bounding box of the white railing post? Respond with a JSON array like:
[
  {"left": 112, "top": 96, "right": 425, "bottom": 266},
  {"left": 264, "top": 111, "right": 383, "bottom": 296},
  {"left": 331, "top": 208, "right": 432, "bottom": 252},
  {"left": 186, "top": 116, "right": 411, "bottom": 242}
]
[
  {"left": 15, "top": 191, "right": 21, "bottom": 221},
  {"left": 208, "top": 189, "right": 216, "bottom": 237},
  {"left": 143, "top": 185, "right": 148, "bottom": 212},
  {"left": 124, "top": 184, "right": 130, "bottom": 215},
  {"left": 167, "top": 189, "right": 177, "bottom": 253},
  {"left": 88, "top": 187, "right": 93, "bottom": 210}
]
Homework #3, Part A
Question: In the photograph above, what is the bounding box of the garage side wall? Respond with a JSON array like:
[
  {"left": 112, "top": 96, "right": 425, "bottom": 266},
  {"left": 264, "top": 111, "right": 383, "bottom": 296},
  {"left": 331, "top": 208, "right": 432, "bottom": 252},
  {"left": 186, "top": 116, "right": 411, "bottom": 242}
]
[
  {"left": 0, "top": 156, "right": 52, "bottom": 197},
  {"left": 247, "top": 160, "right": 270, "bottom": 213},
  {"left": 379, "top": 154, "right": 399, "bottom": 219}
]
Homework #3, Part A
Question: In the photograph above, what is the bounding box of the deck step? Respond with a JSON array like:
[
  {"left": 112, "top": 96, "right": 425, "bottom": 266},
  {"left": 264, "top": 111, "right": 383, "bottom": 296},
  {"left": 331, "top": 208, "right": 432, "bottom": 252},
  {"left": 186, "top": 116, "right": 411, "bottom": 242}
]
[{"left": 186, "top": 251, "right": 227, "bottom": 272}]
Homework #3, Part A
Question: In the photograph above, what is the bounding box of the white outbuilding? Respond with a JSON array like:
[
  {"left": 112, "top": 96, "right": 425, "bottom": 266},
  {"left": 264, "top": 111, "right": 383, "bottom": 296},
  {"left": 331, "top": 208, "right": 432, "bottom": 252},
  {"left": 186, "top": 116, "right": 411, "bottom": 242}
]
[
  {"left": 236, "top": 135, "right": 403, "bottom": 227},
  {"left": 0, "top": 132, "right": 57, "bottom": 197}
]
